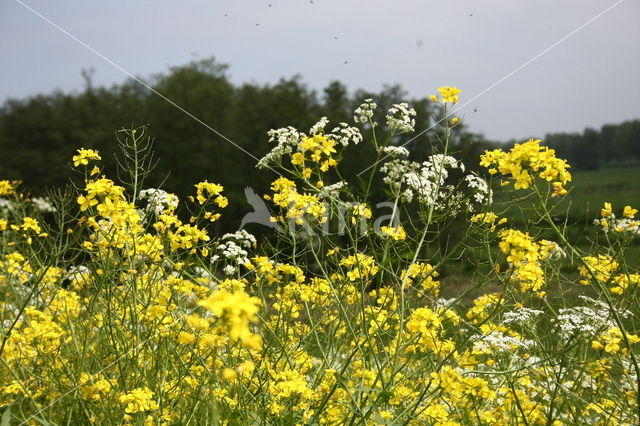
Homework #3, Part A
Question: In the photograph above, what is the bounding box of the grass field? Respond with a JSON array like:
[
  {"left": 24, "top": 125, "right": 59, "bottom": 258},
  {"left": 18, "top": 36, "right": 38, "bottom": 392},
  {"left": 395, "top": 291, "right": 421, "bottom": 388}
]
[
  {"left": 495, "top": 164, "right": 640, "bottom": 221},
  {"left": 568, "top": 164, "right": 640, "bottom": 219}
]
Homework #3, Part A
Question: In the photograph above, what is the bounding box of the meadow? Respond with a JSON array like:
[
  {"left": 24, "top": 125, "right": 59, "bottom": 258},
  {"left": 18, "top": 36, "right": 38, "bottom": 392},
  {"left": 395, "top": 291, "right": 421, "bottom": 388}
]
[
  {"left": 570, "top": 165, "right": 640, "bottom": 211},
  {"left": 1, "top": 88, "right": 639, "bottom": 425}
]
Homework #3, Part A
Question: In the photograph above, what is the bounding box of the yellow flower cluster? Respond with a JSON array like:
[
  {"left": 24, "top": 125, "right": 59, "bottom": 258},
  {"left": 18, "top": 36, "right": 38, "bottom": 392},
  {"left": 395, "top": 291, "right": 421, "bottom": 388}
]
[
  {"left": 72, "top": 148, "right": 101, "bottom": 167},
  {"left": 578, "top": 254, "right": 618, "bottom": 286},
  {"left": 292, "top": 134, "right": 338, "bottom": 176},
  {"left": 577, "top": 254, "right": 639, "bottom": 294},
  {"left": 198, "top": 286, "right": 262, "bottom": 350},
  {"left": 79, "top": 373, "right": 114, "bottom": 401},
  {"left": 117, "top": 387, "right": 159, "bottom": 414},
  {"left": 401, "top": 262, "right": 440, "bottom": 295},
  {"left": 466, "top": 292, "right": 504, "bottom": 323},
  {"left": 380, "top": 225, "right": 406, "bottom": 240},
  {"left": 0, "top": 179, "right": 15, "bottom": 196},
  {"left": 480, "top": 138, "right": 571, "bottom": 195},
  {"left": 268, "top": 177, "right": 327, "bottom": 225},
  {"left": 339, "top": 253, "right": 379, "bottom": 281},
  {"left": 193, "top": 180, "right": 227, "bottom": 208},
  {"left": 429, "top": 86, "right": 462, "bottom": 104},
  {"left": 498, "top": 229, "right": 546, "bottom": 294},
  {"left": 592, "top": 327, "right": 640, "bottom": 355},
  {"left": 9, "top": 216, "right": 48, "bottom": 243},
  {"left": 406, "top": 306, "right": 455, "bottom": 356},
  {"left": 350, "top": 203, "right": 372, "bottom": 225},
  {"left": 470, "top": 211, "right": 507, "bottom": 231},
  {"left": 596, "top": 202, "right": 639, "bottom": 235}
]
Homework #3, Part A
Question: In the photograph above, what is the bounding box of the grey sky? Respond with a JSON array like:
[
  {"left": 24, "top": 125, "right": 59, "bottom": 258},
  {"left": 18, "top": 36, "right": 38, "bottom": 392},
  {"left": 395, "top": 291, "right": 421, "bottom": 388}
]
[{"left": 1, "top": 0, "right": 639, "bottom": 141}]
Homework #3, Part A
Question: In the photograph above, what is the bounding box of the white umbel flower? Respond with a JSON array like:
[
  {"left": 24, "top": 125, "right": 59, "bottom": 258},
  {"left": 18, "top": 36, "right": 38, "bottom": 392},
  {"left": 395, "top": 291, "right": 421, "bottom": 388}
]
[
  {"left": 386, "top": 103, "right": 416, "bottom": 134},
  {"left": 354, "top": 99, "right": 377, "bottom": 124},
  {"left": 380, "top": 146, "right": 410, "bottom": 158},
  {"left": 257, "top": 126, "right": 302, "bottom": 168},
  {"left": 31, "top": 196, "right": 56, "bottom": 213},
  {"left": 139, "top": 188, "right": 179, "bottom": 215},
  {"left": 328, "top": 123, "right": 363, "bottom": 146}
]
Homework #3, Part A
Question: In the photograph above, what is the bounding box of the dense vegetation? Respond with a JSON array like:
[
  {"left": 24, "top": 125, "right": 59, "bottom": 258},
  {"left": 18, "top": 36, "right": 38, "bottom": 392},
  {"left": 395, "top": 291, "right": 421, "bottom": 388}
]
[{"left": 1, "top": 88, "right": 639, "bottom": 424}]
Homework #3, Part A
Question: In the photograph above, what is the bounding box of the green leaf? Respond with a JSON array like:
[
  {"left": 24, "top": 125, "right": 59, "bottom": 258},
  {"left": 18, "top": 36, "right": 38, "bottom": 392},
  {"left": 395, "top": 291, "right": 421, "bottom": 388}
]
[{"left": 1, "top": 406, "right": 11, "bottom": 426}]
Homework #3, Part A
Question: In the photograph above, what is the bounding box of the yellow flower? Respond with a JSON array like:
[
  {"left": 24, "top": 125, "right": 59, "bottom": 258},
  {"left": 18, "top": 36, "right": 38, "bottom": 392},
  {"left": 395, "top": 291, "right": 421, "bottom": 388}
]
[
  {"left": 601, "top": 202, "right": 613, "bottom": 218},
  {"left": 291, "top": 152, "right": 305, "bottom": 165},
  {"left": 578, "top": 254, "right": 618, "bottom": 286},
  {"left": 480, "top": 139, "right": 571, "bottom": 194},
  {"left": 72, "top": 148, "right": 101, "bottom": 167},
  {"left": 340, "top": 253, "right": 378, "bottom": 281},
  {"left": 551, "top": 182, "right": 567, "bottom": 197},
  {"left": 194, "top": 181, "right": 225, "bottom": 205},
  {"left": 351, "top": 203, "right": 371, "bottom": 224},
  {"left": 380, "top": 225, "right": 406, "bottom": 240},
  {"left": 623, "top": 205, "right": 638, "bottom": 218},
  {"left": 11, "top": 217, "right": 42, "bottom": 234},
  {"left": 117, "top": 387, "right": 159, "bottom": 414},
  {"left": 177, "top": 331, "right": 196, "bottom": 344},
  {"left": 326, "top": 247, "right": 340, "bottom": 256},
  {"left": 0, "top": 180, "right": 15, "bottom": 196},
  {"left": 437, "top": 86, "right": 462, "bottom": 104},
  {"left": 222, "top": 368, "right": 237, "bottom": 380},
  {"left": 198, "top": 287, "right": 262, "bottom": 349},
  {"left": 497, "top": 229, "right": 545, "bottom": 293}
]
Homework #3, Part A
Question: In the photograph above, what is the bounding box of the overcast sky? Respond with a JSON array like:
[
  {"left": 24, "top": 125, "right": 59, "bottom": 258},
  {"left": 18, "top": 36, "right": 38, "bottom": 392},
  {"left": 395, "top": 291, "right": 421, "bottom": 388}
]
[{"left": 1, "top": 0, "right": 639, "bottom": 141}]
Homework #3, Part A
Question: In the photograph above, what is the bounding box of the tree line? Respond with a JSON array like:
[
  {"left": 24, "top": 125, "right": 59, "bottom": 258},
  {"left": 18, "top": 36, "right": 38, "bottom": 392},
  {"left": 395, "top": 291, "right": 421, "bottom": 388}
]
[
  {"left": 0, "top": 57, "right": 637, "bottom": 231},
  {"left": 543, "top": 121, "right": 640, "bottom": 171}
]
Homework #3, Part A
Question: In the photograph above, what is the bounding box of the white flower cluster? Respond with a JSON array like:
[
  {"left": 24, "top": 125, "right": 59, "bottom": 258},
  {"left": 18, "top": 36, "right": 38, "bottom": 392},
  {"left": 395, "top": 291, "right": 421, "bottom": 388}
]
[
  {"left": 257, "top": 126, "right": 301, "bottom": 169},
  {"left": 353, "top": 99, "right": 377, "bottom": 124},
  {"left": 554, "top": 296, "right": 630, "bottom": 339},
  {"left": 386, "top": 103, "right": 416, "bottom": 134},
  {"left": 379, "top": 146, "right": 409, "bottom": 158},
  {"left": 555, "top": 307, "right": 609, "bottom": 338},
  {"left": 471, "top": 330, "right": 528, "bottom": 354},
  {"left": 0, "top": 199, "right": 14, "bottom": 212},
  {"left": 501, "top": 308, "right": 544, "bottom": 325},
  {"left": 430, "top": 154, "right": 465, "bottom": 173},
  {"left": 435, "top": 298, "right": 457, "bottom": 307},
  {"left": 259, "top": 118, "right": 363, "bottom": 169},
  {"left": 464, "top": 175, "right": 492, "bottom": 208},
  {"left": 620, "top": 359, "right": 639, "bottom": 393},
  {"left": 318, "top": 181, "right": 347, "bottom": 199},
  {"left": 67, "top": 265, "right": 91, "bottom": 281},
  {"left": 139, "top": 188, "right": 179, "bottom": 216},
  {"left": 309, "top": 117, "right": 330, "bottom": 135},
  {"left": 328, "top": 123, "right": 363, "bottom": 147},
  {"left": 594, "top": 215, "right": 639, "bottom": 237},
  {"left": 381, "top": 154, "right": 494, "bottom": 213},
  {"left": 309, "top": 118, "right": 362, "bottom": 147},
  {"left": 382, "top": 154, "right": 464, "bottom": 208},
  {"left": 210, "top": 230, "right": 257, "bottom": 276},
  {"left": 380, "top": 159, "right": 417, "bottom": 202},
  {"left": 31, "top": 196, "right": 56, "bottom": 213}
]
